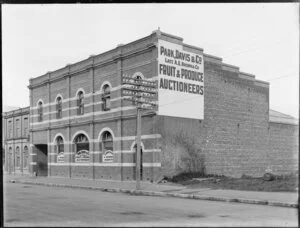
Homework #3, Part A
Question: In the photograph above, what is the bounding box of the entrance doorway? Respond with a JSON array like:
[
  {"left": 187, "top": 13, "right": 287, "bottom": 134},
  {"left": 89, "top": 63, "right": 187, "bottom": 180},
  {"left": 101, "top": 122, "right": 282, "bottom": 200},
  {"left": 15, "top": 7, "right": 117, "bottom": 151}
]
[
  {"left": 133, "top": 144, "right": 143, "bottom": 180},
  {"left": 35, "top": 144, "right": 48, "bottom": 176}
]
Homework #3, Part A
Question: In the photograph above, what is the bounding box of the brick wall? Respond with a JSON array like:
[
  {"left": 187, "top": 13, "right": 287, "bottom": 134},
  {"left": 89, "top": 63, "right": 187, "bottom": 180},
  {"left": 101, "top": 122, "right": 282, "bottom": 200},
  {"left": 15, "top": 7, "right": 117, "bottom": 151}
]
[
  {"left": 27, "top": 30, "right": 298, "bottom": 181},
  {"left": 158, "top": 58, "right": 297, "bottom": 178},
  {"left": 267, "top": 122, "right": 298, "bottom": 175}
]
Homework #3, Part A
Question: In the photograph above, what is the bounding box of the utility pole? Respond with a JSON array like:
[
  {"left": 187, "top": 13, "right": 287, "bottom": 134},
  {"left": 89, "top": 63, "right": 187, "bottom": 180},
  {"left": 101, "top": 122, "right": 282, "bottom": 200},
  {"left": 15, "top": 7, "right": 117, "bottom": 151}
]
[{"left": 121, "top": 75, "right": 157, "bottom": 190}]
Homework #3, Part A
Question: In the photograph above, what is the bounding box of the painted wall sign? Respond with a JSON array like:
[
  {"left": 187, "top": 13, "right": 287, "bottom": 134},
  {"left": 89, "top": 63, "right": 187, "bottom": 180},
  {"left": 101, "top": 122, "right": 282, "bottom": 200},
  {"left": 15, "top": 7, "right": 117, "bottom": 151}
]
[
  {"left": 157, "top": 39, "right": 204, "bottom": 119},
  {"left": 103, "top": 150, "right": 114, "bottom": 163},
  {"left": 57, "top": 152, "right": 64, "bottom": 163},
  {"left": 75, "top": 150, "right": 90, "bottom": 163}
]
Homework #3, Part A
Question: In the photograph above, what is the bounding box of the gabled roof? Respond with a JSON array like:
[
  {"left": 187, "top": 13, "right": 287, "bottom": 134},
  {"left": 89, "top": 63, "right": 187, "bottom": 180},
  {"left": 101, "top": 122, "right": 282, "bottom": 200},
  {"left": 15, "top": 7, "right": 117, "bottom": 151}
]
[{"left": 269, "top": 109, "right": 298, "bottom": 125}]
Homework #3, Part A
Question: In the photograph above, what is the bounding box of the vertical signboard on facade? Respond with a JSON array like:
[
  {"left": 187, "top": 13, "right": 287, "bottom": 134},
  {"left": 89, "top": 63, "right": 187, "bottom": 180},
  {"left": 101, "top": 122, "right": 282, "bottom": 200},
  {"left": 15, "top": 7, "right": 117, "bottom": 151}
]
[{"left": 157, "top": 39, "right": 204, "bottom": 119}]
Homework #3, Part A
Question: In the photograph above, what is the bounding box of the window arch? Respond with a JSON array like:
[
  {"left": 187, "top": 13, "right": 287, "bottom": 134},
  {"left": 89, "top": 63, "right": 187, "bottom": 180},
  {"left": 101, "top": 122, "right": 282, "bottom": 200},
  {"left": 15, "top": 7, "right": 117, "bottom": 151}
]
[
  {"left": 102, "top": 84, "right": 111, "bottom": 111},
  {"left": 56, "top": 96, "right": 62, "bottom": 119},
  {"left": 101, "top": 131, "right": 113, "bottom": 162},
  {"left": 23, "top": 146, "right": 28, "bottom": 168},
  {"left": 55, "top": 136, "right": 64, "bottom": 163},
  {"left": 77, "top": 91, "right": 84, "bottom": 115},
  {"left": 38, "top": 101, "right": 43, "bottom": 122},
  {"left": 74, "top": 134, "right": 89, "bottom": 163},
  {"left": 16, "top": 146, "right": 20, "bottom": 168}
]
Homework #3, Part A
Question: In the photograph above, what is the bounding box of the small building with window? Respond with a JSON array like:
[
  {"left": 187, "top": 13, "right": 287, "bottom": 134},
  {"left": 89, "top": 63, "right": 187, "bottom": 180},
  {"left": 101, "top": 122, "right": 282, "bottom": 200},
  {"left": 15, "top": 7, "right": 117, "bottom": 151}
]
[
  {"left": 26, "top": 30, "right": 298, "bottom": 181},
  {"left": 3, "top": 107, "right": 30, "bottom": 174}
]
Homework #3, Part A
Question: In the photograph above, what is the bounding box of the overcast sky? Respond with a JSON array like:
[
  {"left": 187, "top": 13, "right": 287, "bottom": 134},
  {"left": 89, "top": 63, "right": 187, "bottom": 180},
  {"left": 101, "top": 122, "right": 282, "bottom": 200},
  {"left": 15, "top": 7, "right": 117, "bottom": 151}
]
[{"left": 2, "top": 3, "right": 299, "bottom": 118}]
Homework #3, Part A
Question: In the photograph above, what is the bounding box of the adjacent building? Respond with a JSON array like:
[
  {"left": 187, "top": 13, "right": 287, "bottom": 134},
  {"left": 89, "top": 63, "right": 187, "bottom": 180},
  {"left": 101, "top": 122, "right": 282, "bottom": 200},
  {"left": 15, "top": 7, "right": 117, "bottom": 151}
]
[
  {"left": 3, "top": 107, "right": 30, "bottom": 174},
  {"left": 4, "top": 30, "right": 298, "bottom": 181}
]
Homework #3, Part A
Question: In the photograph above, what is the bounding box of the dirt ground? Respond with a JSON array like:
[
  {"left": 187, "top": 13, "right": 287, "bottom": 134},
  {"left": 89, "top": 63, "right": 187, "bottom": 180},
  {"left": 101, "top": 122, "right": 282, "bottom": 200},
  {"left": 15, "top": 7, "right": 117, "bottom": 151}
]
[{"left": 169, "top": 174, "right": 298, "bottom": 192}]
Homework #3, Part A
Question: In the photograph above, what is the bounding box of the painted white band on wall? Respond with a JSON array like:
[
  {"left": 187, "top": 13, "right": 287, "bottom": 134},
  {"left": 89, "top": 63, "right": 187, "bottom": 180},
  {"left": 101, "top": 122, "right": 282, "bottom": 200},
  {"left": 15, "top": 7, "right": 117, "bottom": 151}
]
[
  {"left": 46, "top": 134, "right": 161, "bottom": 145},
  {"left": 30, "top": 96, "right": 125, "bottom": 118},
  {"left": 47, "top": 149, "right": 161, "bottom": 156},
  {"left": 48, "top": 162, "right": 161, "bottom": 167},
  {"left": 30, "top": 106, "right": 137, "bottom": 126}
]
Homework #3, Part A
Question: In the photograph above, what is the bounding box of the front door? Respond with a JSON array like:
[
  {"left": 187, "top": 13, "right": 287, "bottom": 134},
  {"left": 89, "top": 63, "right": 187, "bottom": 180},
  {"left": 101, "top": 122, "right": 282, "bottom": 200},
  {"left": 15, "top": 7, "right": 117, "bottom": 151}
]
[{"left": 36, "top": 144, "right": 48, "bottom": 176}]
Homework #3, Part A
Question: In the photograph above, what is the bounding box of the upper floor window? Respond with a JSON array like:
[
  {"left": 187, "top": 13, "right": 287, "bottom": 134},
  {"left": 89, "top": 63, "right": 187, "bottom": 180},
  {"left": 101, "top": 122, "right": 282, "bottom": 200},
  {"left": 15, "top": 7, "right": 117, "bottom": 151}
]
[
  {"left": 77, "top": 91, "right": 84, "bottom": 115},
  {"left": 8, "top": 120, "right": 13, "bottom": 138},
  {"left": 102, "top": 84, "right": 111, "bottom": 111},
  {"left": 16, "top": 119, "right": 20, "bottom": 137},
  {"left": 56, "top": 97, "right": 62, "bottom": 119},
  {"left": 23, "top": 118, "right": 28, "bottom": 136},
  {"left": 133, "top": 75, "right": 142, "bottom": 106},
  {"left": 38, "top": 101, "right": 43, "bottom": 122}
]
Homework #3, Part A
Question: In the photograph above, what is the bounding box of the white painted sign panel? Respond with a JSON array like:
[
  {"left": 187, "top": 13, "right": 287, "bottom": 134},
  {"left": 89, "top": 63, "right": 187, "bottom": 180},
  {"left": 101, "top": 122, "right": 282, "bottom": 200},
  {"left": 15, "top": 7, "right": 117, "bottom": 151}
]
[
  {"left": 75, "top": 150, "right": 90, "bottom": 163},
  {"left": 157, "top": 39, "right": 204, "bottom": 119},
  {"left": 57, "top": 153, "right": 65, "bottom": 163},
  {"left": 103, "top": 150, "right": 114, "bottom": 163}
]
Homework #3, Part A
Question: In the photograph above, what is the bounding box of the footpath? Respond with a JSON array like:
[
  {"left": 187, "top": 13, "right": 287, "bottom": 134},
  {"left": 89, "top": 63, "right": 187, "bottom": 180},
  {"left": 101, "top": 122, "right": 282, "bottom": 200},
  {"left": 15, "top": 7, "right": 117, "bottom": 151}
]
[{"left": 4, "top": 174, "right": 298, "bottom": 208}]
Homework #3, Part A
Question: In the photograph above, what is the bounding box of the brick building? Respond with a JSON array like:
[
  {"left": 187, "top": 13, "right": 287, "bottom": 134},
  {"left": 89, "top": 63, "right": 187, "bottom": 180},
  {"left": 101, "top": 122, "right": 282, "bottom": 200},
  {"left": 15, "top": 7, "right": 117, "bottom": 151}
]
[
  {"left": 17, "top": 30, "right": 298, "bottom": 181},
  {"left": 3, "top": 107, "right": 30, "bottom": 174}
]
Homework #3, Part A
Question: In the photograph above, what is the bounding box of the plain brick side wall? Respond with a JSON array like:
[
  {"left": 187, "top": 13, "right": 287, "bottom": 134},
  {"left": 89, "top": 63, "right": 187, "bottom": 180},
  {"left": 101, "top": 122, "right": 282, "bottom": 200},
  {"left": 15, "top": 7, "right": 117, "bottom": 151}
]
[
  {"left": 267, "top": 122, "right": 298, "bottom": 175},
  {"left": 157, "top": 59, "right": 298, "bottom": 178}
]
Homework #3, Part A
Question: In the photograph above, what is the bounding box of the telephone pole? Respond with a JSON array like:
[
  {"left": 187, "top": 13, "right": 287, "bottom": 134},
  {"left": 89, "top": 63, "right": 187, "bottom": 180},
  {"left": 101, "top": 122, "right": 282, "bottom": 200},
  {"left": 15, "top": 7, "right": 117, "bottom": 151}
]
[{"left": 122, "top": 75, "right": 157, "bottom": 190}]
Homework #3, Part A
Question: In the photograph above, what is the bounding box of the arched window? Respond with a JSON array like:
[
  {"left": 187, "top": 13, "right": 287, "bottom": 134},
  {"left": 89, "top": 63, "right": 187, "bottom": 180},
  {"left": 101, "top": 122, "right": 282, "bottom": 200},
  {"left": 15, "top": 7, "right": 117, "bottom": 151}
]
[
  {"left": 101, "top": 131, "right": 113, "bottom": 162},
  {"left": 56, "top": 96, "right": 62, "bottom": 119},
  {"left": 102, "top": 131, "right": 113, "bottom": 151},
  {"left": 55, "top": 136, "right": 64, "bottom": 163},
  {"left": 38, "top": 101, "right": 43, "bottom": 122},
  {"left": 102, "top": 84, "right": 111, "bottom": 111},
  {"left": 74, "top": 134, "right": 89, "bottom": 162},
  {"left": 77, "top": 91, "right": 84, "bottom": 115},
  {"left": 16, "top": 146, "right": 20, "bottom": 168},
  {"left": 23, "top": 146, "right": 28, "bottom": 168}
]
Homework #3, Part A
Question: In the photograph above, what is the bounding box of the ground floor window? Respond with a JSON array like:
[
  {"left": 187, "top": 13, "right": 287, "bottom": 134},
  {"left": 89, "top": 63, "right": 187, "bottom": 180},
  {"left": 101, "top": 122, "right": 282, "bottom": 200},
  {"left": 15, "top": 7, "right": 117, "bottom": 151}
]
[
  {"left": 101, "top": 131, "right": 114, "bottom": 162},
  {"left": 23, "top": 146, "right": 28, "bottom": 168},
  {"left": 16, "top": 147, "right": 20, "bottom": 168},
  {"left": 74, "top": 134, "right": 89, "bottom": 163},
  {"left": 55, "top": 136, "right": 65, "bottom": 163}
]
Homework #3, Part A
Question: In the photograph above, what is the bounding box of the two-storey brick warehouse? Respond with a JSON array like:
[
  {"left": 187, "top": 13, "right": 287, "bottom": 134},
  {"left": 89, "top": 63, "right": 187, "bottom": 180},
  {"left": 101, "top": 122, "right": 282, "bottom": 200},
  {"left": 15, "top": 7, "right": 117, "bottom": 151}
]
[
  {"left": 28, "top": 30, "right": 298, "bottom": 181},
  {"left": 3, "top": 107, "right": 30, "bottom": 174}
]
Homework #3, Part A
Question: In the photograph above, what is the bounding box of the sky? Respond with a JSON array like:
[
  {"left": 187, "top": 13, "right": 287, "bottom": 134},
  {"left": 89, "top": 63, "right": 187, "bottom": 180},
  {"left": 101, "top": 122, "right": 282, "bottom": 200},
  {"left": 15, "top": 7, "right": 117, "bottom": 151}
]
[{"left": 2, "top": 3, "right": 299, "bottom": 118}]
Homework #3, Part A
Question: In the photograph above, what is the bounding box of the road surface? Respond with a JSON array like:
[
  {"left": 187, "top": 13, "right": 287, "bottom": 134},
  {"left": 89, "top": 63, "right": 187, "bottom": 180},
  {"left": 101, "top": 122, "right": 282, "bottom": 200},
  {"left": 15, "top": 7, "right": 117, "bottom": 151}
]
[{"left": 4, "top": 182, "right": 298, "bottom": 227}]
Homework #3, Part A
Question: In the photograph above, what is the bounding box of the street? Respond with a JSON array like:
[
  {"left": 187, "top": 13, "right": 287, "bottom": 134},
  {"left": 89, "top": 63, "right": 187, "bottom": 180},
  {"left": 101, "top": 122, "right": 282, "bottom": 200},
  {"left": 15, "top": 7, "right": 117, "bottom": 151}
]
[{"left": 4, "top": 182, "right": 298, "bottom": 227}]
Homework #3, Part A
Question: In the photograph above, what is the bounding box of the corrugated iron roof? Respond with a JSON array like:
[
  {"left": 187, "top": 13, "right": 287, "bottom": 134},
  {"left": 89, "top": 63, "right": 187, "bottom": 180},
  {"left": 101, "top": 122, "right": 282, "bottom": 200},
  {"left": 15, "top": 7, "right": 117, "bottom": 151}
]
[{"left": 269, "top": 109, "right": 298, "bottom": 125}]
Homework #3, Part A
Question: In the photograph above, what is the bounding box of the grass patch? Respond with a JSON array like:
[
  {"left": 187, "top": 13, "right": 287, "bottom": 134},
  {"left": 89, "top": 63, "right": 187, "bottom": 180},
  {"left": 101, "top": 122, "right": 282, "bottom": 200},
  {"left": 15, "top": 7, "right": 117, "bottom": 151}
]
[{"left": 165, "top": 172, "right": 298, "bottom": 192}]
